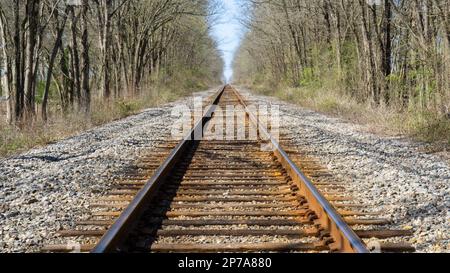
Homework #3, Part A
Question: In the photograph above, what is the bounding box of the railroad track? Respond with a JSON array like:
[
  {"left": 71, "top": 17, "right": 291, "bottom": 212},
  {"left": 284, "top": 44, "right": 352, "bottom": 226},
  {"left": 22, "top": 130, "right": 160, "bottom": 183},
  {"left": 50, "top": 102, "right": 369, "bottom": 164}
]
[{"left": 43, "top": 85, "right": 414, "bottom": 253}]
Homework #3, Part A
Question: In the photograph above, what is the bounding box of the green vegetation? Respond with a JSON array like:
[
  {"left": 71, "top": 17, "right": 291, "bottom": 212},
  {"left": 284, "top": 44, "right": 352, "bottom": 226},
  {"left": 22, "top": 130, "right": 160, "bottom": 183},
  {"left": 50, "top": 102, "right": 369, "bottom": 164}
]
[
  {"left": 247, "top": 76, "right": 450, "bottom": 145},
  {"left": 236, "top": 1, "right": 450, "bottom": 147}
]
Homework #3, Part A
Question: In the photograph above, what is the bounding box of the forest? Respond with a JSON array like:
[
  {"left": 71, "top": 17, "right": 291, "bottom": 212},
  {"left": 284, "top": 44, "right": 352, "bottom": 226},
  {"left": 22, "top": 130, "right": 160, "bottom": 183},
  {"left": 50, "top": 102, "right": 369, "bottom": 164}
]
[
  {"left": 0, "top": 0, "right": 221, "bottom": 124},
  {"left": 0, "top": 0, "right": 222, "bottom": 155},
  {"left": 236, "top": 0, "right": 450, "bottom": 143},
  {"left": 1, "top": 0, "right": 449, "bottom": 156}
]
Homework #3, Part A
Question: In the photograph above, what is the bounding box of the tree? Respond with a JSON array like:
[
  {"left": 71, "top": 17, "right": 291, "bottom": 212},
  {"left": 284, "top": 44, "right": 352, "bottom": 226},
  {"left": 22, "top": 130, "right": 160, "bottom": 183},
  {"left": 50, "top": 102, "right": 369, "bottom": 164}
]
[
  {"left": 237, "top": 0, "right": 449, "bottom": 112},
  {"left": 0, "top": 7, "right": 12, "bottom": 124},
  {"left": 0, "top": 0, "right": 222, "bottom": 125}
]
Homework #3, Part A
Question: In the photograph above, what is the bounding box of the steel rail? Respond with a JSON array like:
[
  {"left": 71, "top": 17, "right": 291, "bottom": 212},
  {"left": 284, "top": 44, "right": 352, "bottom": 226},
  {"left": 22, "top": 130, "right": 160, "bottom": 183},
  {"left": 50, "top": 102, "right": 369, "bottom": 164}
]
[
  {"left": 91, "top": 86, "right": 226, "bottom": 253},
  {"left": 229, "top": 86, "right": 368, "bottom": 253},
  {"left": 92, "top": 84, "right": 368, "bottom": 253}
]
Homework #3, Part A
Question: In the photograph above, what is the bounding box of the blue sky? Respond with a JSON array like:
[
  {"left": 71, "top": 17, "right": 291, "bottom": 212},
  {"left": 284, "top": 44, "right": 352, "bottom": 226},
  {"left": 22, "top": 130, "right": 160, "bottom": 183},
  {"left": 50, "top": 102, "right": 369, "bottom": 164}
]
[{"left": 209, "top": 0, "right": 247, "bottom": 83}]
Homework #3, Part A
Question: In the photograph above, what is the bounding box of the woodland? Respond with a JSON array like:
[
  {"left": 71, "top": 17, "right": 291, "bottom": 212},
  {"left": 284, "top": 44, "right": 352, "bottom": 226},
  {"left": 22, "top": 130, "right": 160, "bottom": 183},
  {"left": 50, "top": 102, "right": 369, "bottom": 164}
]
[
  {"left": 236, "top": 0, "right": 450, "bottom": 143},
  {"left": 0, "top": 0, "right": 222, "bottom": 124}
]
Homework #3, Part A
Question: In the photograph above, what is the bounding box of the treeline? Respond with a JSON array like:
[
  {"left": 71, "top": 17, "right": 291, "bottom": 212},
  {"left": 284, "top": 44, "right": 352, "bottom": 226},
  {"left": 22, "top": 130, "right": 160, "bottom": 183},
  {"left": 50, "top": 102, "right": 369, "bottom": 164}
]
[
  {"left": 0, "top": 0, "right": 222, "bottom": 125},
  {"left": 236, "top": 0, "right": 450, "bottom": 115}
]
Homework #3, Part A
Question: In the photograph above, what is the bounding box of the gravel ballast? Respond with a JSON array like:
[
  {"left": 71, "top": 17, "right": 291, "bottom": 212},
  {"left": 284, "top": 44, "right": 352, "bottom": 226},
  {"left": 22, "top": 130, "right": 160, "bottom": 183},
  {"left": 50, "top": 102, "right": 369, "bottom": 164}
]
[
  {"left": 0, "top": 88, "right": 217, "bottom": 252},
  {"left": 1, "top": 85, "right": 448, "bottom": 253},
  {"left": 238, "top": 86, "right": 449, "bottom": 253}
]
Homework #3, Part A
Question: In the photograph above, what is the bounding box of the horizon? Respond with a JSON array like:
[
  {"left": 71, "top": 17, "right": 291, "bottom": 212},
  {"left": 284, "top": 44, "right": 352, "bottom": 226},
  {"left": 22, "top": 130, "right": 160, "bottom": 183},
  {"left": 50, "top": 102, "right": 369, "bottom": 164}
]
[{"left": 209, "top": 0, "right": 248, "bottom": 83}]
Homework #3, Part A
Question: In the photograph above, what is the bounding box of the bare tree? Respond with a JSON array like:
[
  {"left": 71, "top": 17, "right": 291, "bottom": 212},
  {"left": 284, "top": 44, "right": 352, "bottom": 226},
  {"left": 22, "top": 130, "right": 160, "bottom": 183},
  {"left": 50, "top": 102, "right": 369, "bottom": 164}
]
[
  {"left": 0, "top": 7, "right": 12, "bottom": 124},
  {"left": 237, "top": 0, "right": 450, "bottom": 112},
  {"left": 0, "top": 0, "right": 222, "bottom": 125}
]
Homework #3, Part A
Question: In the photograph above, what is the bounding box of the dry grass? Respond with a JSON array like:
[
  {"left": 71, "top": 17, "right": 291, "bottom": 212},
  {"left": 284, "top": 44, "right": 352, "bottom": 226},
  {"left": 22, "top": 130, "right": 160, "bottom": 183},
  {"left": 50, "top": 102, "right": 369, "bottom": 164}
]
[
  {"left": 0, "top": 82, "right": 205, "bottom": 158},
  {"left": 248, "top": 83, "right": 450, "bottom": 147}
]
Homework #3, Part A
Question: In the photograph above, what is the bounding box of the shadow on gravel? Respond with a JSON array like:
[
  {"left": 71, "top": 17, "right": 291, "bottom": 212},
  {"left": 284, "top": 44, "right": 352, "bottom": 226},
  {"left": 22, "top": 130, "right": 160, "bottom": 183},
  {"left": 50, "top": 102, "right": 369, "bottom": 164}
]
[{"left": 122, "top": 141, "right": 200, "bottom": 252}]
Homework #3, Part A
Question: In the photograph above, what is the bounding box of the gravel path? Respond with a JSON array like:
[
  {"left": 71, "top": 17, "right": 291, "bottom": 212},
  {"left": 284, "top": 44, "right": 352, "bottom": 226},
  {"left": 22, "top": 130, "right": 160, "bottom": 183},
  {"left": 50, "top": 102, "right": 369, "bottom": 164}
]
[
  {"left": 238, "top": 86, "right": 449, "bottom": 253},
  {"left": 0, "top": 88, "right": 217, "bottom": 252}
]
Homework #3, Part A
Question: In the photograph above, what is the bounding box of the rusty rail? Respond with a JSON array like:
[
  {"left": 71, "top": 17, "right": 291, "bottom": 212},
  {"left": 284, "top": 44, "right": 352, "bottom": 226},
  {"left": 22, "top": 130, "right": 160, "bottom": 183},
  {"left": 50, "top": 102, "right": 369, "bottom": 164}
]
[
  {"left": 91, "top": 85, "right": 369, "bottom": 253},
  {"left": 229, "top": 86, "right": 368, "bottom": 253},
  {"left": 91, "top": 86, "right": 226, "bottom": 253}
]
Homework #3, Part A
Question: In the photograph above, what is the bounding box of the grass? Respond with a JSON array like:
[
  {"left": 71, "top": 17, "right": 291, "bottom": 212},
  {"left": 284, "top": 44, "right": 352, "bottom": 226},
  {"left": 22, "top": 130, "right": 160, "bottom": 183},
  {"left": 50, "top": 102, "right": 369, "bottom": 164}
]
[
  {"left": 405, "top": 111, "right": 450, "bottom": 144},
  {"left": 246, "top": 82, "right": 450, "bottom": 147},
  {"left": 0, "top": 79, "right": 214, "bottom": 158}
]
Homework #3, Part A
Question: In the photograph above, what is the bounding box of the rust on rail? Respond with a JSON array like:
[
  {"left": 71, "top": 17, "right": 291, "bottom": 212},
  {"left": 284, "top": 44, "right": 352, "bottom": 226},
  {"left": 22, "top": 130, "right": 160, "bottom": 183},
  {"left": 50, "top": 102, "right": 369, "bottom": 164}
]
[
  {"left": 91, "top": 87, "right": 226, "bottom": 253},
  {"left": 229, "top": 86, "right": 368, "bottom": 253},
  {"left": 42, "top": 85, "right": 414, "bottom": 253}
]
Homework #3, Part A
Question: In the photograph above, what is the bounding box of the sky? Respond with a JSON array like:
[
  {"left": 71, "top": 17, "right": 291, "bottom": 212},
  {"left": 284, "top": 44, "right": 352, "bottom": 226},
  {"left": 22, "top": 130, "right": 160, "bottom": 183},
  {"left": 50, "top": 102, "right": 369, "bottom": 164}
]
[{"left": 209, "top": 0, "right": 247, "bottom": 83}]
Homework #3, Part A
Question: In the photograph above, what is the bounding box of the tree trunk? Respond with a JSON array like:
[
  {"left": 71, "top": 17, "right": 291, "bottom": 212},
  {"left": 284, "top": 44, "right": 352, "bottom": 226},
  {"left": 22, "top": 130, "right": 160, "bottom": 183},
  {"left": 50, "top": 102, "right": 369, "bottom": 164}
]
[
  {"left": 13, "top": 0, "right": 23, "bottom": 122},
  {"left": 42, "top": 9, "right": 68, "bottom": 122},
  {"left": 383, "top": 0, "right": 392, "bottom": 104},
  {"left": 0, "top": 10, "right": 12, "bottom": 124},
  {"left": 60, "top": 48, "right": 71, "bottom": 113},
  {"left": 360, "top": 0, "right": 380, "bottom": 105},
  {"left": 24, "top": 0, "right": 43, "bottom": 121},
  {"left": 23, "top": 0, "right": 40, "bottom": 121},
  {"left": 69, "top": 6, "right": 81, "bottom": 107},
  {"left": 81, "top": 0, "right": 90, "bottom": 114},
  {"left": 100, "top": 0, "right": 112, "bottom": 99}
]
